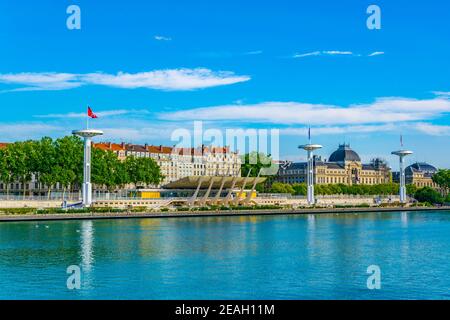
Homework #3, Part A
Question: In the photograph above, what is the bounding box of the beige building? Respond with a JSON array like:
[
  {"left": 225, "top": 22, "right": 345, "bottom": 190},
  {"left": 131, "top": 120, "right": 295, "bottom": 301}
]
[
  {"left": 277, "top": 144, "right": 391, "bottom": 185},
  {"left": 392, "top": 162, "right": 438, "bottom": 188},
  {"left": 94, "top": 143, "right": 242, "bottom": 185}
]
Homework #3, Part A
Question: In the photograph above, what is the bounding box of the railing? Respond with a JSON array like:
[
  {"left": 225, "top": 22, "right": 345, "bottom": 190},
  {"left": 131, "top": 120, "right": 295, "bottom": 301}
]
[
  {"left": 0, "top": 193, "right": 172, "bottom": 202},
  {"left": 0, "top": 192, "right": 402, "bottom": 202},
  {"left": 0, "top": 194, "right": 81, "bottom": 201},
  {"left": 258, "top": 193, "right": 293, "bottom": 199},
  {"left": 316, "top": 194, "right": 399, "bottom": 199}
]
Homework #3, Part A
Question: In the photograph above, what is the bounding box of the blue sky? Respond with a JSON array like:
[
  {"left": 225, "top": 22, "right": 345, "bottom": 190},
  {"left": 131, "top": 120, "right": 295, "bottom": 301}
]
[{"left": 0, "top": 0, "right": 449, "bottom": 169}]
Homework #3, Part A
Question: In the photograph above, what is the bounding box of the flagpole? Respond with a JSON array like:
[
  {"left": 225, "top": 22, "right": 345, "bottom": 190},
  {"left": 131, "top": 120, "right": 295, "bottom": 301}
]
[{"left": 308, "top": 126, "right": 311, "bottom": 144}]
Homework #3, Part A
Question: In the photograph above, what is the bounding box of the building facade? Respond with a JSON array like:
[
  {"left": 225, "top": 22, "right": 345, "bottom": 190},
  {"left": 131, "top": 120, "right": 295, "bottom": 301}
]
[
  {"left": 276, "top": 144, "right": 391, "bottom": 185},
  {"left": 393, "top": 162, "right": 438, "bottom": 188},
  {"left": 93, "top": 142, "right": 242, "bottom": 185}
]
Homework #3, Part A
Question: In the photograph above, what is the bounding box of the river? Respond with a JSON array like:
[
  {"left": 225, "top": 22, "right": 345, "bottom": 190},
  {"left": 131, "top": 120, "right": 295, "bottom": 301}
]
[{"left": 1, "top": 210, "right": 449, "bottom": 299}]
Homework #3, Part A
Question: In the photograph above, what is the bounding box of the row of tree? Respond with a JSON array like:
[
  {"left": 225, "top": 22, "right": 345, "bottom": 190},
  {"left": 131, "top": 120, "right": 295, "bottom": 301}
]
[
  {"left": 268, "top": 182, "right": 450, "bottom": 203},
  {"left": 0, "top": 136, "right": 163, "bottom": 198},
  {"left": 269, "top": 182, "right": 408, "bottom": 196}
]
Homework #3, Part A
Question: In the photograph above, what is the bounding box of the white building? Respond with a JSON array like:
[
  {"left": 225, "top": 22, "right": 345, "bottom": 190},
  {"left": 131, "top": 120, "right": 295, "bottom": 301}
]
[{"left": 94, "top": 143, "right": 242, "bottom": 185}]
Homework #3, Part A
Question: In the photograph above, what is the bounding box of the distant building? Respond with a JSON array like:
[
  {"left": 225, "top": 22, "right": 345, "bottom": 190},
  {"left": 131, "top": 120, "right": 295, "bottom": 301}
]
[
  {"left": 393, "top": 162, "right": 438, "bottom": 188},
  {"left": 276, "top": 144, "right": 391, "bottom": 185},
  {"left": 93, "top": 143, "right": 242, "bottom": 185}
]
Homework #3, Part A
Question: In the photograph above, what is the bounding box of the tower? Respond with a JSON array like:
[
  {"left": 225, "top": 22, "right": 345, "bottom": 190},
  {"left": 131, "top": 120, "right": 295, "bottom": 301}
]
[
  {"left": 299, "top": 128, "right": 322, "bottom": 205},
  {"left": 391, "top": 149, "right": 413, "bottom": 203},
  {"left": 72, "top": 129, "right": 103, "bottom": 207}
]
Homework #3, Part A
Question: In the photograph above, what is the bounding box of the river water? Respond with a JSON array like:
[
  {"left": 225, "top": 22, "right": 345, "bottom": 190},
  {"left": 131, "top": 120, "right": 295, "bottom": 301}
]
[{"left": 1, "top": 210, "right": 449, "bottom": 299}]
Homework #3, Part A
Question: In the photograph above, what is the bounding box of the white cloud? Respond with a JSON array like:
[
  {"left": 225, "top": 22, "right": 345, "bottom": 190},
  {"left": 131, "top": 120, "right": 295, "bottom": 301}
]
[
  {"left": 293, "top": 51, "right": 321, "bottom": 58},
  {"left": 280, "top": 122, "right": 450, "bottom": 137},
  {"left": 293, "top": 51, "right": 353, "bottom": 58},
  {"left": 81, "top": 69, "right": 250, "bottom": 91},
  {"left": 322, "top": 51, "right": 353, "bottom": 55},
  {"left": 368, "top": 51, "right": 385, "bottom": 57},
  {"left": 160, "top": 97, "right": 450, "bottom": 126},
  {"left": 0, "top": 68, "right": 250, "bottom": 92},
  {"left": 433, "top": 91, "right": 450, "bottom": 97},
  {"left": 34, "top": 109, "right": 150, "bottom": 119},
  {"left": 244, "top": 50, "right": 263, "bottom": 55},
  {"left": 414, "top": 123, "right": 450, "bottom": 136},
  {"left": 280, "top": 124, "right": 398, "bottom": 136},
  {"left": 0, "top": 72, "right": 82, "bottom": 92},
  {"left": 293, "top": 51, "right": 385, "bottom": 58},
  {"left": 154, "top": 35, "right": 172, "bottom": 41}
]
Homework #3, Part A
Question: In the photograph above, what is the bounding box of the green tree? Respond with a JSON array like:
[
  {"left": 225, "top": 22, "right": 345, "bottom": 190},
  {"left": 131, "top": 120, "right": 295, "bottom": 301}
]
[
  {"left": 241, "top": 152, "right": 273, "bottom": 177},
  {"left": 432, "top": 169, "right": 450, "bottom": 196},
  {"left": 270, "top": 182, "right": 295, "bottom": 194},
  {"left": 124, "top": 156, "right": 163, "bottom": 188},
  {"left": 54, "top": 136, "right": 83, "bottom": 197},
  {"left": 292, "top": 183, "right": 307, "bottom": 196},
  {"left": 7, "top": 141, "right": 34, "bottom": 198},
  {"left": 406, "top": 184, "right": 417, "bottom": 196},
  {"left": 414, "top": 187, "right": 444, "bottom": 204},
  {"left": 0, "top": 147, "right": 14, "bottom": 199},
  {"left": 34, "top": 137, "right": 58, "bottom": 199},
  {"left": 92, "top": 148, "right": 129, "bottom": 192},
  {"left": 445, "top": 193, "right": 450, "bottom": 204}
]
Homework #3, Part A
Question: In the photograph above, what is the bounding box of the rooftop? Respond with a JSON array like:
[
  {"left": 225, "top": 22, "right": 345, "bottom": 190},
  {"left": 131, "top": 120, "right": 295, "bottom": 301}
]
[{"left": 328, "top": 144, "right": 361, "bottom": 163}]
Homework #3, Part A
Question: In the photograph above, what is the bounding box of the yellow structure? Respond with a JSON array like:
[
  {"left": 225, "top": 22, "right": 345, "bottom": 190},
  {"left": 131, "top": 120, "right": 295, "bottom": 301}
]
[{"left": 129, "top": 190, "right": 161, "bottom": 199}]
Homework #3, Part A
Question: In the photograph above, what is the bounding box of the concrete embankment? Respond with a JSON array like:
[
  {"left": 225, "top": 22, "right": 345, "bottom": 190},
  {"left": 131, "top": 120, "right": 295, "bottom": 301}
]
[{"left": 0, "top": 206, "right": 449, "bottom": 222}]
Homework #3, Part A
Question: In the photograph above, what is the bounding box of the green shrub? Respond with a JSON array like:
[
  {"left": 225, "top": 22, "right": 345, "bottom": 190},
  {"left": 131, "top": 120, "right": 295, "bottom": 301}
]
[
  {"left": 131, "top": 206, "right": 147, "bottom": 213},
  {"left": 0, "top": 207, "right": 37, "bottom": 215},
  {"left": 414, "top": 187, "right": 444, "bottom": 204},
  {"left": 444, "top": 193, "right": 450, "bottom": 204}
]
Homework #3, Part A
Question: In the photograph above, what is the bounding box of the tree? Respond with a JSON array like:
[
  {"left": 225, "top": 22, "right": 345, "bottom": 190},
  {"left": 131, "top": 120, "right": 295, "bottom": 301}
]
[
  {"left": 0, "top": 147, "right": 14, "bottom": 199},
  {"left": 414, "top": 187, "right": 444, "bottom": 204},
  {"left": 432, "top": 169, "right": 450, "bottom": 196},
  {"left": 241, "top": 152, "right": 273, "bottom": 177},
  {"left": 6, "top": 141, "right": 34, "bottom": 198},
  {"left": 92, "top": 148, "right": 129, "bottom": 192},
  {"left": 406, "top": 184, "right": 417, "bottom": 196},
  {"left": 445, "top": 193, "right": 450, "bottom": 204},
  {"left": 270, "top": 182, "right": 295, "bottom": 194},
  {"left": 54, "top": 136, "right": 83, "bottom": 196},
  {"left": 292, "top": 183, "right": 307, "bottom": 196},
  {"left": 124, "top": 156, "right": 163, "bottom": 188},
  {"left": 34, "top": 137, "right": 58, "bottom": 198}
]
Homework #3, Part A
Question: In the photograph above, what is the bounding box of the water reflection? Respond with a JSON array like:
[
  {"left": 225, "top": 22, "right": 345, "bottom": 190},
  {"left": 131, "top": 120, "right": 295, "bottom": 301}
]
[
  {"left": 401, "top": 211, "right": 408, "bottom": 228},
  {"left": 80, "top": 220, "right": 94, "bottom": 271}
]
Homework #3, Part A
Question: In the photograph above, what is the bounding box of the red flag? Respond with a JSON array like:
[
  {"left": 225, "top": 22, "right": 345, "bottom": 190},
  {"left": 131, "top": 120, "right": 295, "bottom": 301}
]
[{"left": 88, "top": 106, "right": 98, "bottom": 119}]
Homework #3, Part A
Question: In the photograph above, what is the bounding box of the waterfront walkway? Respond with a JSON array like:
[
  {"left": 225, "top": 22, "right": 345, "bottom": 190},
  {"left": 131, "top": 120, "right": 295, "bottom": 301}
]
[{"left": 0, "top": 206, "right": 448, "bottom": 222}]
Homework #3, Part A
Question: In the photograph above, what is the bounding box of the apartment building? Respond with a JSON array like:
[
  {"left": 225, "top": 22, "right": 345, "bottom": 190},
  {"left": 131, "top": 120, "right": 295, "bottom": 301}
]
[{"left": 93, "top": 142, "right": 242, "bottom": 185}]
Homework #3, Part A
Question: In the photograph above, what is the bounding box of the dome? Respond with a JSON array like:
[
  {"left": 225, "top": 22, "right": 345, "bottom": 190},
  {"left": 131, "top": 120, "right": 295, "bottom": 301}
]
[
  {"left": 406, "top": 162, "right": 437, "bottom": 174},
  {"left": 328, "top": 144, "right": 361, "bottom": 163}
]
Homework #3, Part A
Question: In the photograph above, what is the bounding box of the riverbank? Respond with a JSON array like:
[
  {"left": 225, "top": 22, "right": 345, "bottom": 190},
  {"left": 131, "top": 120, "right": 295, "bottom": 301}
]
[{"left": 0, "top": 205, "right": 449, "bottom": 222}]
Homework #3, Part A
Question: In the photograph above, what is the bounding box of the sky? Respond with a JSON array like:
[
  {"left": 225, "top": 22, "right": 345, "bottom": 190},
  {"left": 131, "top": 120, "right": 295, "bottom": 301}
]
[{"left": 0, "top": 0, "right": 449, "bottom": 170}]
